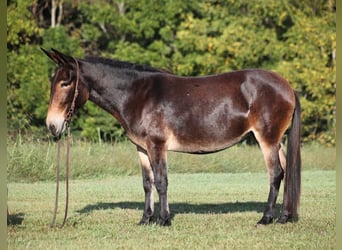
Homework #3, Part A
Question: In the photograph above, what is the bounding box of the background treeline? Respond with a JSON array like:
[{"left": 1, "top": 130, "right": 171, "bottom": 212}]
[{"left": 7, "top": 0, "right": 336, "bottom": 145}]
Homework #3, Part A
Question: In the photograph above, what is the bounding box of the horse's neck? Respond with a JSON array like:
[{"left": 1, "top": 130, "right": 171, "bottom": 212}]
[{"left": 84, "top": 62, "right": 147, "bottom": 126}]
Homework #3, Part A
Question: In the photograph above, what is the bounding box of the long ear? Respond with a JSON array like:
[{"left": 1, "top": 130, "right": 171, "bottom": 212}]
[{"left": 41, "top": 48, "right": 75, "bottom": 68}]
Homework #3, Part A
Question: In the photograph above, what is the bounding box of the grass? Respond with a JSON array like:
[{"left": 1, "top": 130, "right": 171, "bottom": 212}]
[
  {"left": 7, "top": 139, "right": 336, "bottom": 182},
  {"left": 8, "top": 171, "right": 335, "bottom": 249},
  {"left": 7, "top": 140, "right": 336, "bottom": 248}
]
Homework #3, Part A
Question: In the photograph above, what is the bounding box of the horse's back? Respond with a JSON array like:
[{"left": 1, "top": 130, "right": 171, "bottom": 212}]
[{"left": 157, "top": 69, "right": 295, "bottom": 115}]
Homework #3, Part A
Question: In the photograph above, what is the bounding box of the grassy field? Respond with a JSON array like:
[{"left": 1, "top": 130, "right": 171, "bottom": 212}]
[
  {"left": 7, "top": 141, "right": 336, "bottom": 249},
  {"left": 8, "top": 171, "right": 335, "bottom": 249},
  {"left": 7, "top": 139, "right": 336, "bottom": 181}
]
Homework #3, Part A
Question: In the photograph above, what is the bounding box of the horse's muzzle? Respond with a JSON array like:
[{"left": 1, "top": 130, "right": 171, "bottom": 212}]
[
  {"left": 48, "top": 124, "right": 57, "bottom": 136},
  {"left": 46, "top": 113, "right": 66, "bottom": 138}
]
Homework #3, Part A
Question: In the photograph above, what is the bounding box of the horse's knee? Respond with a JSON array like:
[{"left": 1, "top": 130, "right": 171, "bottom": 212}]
[
  {"left": 273, "top": 164, "right": 284, "bottom": 181},
  {"left": 143, "top": 177, "right": 154, "bottom": 193},
  {"left": 154, "top": 176, "right": 168, "bottom": 194},
  {"left": 152, "top": 162, "right": 168, "bottom": 194}
]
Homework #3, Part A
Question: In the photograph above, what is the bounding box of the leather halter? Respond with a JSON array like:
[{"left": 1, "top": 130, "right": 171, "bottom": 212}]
[{"left": 65, "top": 58, "right": 80, "bottom": 127}]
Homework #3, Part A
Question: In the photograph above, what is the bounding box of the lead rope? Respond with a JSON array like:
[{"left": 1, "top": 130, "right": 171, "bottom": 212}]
[
  {"left": 50, "top": 58, "right": 79, "bottom": 228},
  {"left": 50, "top": 139, "right": 61, "bottom": 228},
  {"left": 60, "top": 126, "right": 71, "bottom": 228}
]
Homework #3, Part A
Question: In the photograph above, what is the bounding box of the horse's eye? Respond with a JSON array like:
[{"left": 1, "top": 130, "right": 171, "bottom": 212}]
[{"left": 60, "top": 81, "right": 71, "bottom": 88}]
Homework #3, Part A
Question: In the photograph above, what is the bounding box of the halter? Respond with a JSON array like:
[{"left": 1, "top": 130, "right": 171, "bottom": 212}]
[
  {"left": 50, "top": 57, "right": 79, "bottom": 228},
  {"left": 65, "top": 58, "right": 80, "bottom": 127}
]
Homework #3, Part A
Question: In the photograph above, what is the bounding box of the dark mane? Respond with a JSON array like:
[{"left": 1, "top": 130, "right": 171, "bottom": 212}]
[{"left": 83, "top": 56, "right": 172, "bottom": 74}]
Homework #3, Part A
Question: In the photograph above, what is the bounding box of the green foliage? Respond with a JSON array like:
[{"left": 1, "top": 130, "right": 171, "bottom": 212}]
[
  {"left": 76, "top": 103, "right": 125, "bottom": 143},
  {"left": 274, "top": 5, "right": 336, "bottom": 145},
  {"left": 7, "top": 45, "right": 49, "bottom": 134},
  {"left": 43, "top": 26, "right": 84, "bottom": 58},
  {"left": 7, "top": 0, "right": 43, "bottom": 48},
  {"left": 7, "top": 0, "right": 336, "bottom": 145}
]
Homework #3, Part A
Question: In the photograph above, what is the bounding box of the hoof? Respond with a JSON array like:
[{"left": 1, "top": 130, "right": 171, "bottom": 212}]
[
  {"left": 157, "top": 216, "right": 171, "bottom": 226},
  {"left": 256, "top": 216, "right": 273, "bottom": 227},
  {"left": 276, "top": 214, "right": 297, "bottom": 224},
  {"left": 138, "top": 215, "right": 153, "bottom": 225}
]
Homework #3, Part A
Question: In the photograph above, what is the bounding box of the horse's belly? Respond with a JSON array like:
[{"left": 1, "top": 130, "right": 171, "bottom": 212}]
[{"left": 166, "top": 132, "right": 246, "bottom": 154}]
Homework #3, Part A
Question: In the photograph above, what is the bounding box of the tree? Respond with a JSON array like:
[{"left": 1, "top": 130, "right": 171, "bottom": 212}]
[
  {"left": 276, "top": 0, "right": 336, "bottom": 145},
  {"left": 7, "top": 0, "right": 45, "bottom": 135},
  {"left": 7, "top": 0, "right": 336, "bottom": 145}
]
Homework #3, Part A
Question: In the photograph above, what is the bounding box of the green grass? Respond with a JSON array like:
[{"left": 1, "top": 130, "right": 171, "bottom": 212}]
[
  {"left": 8, "top": 171, "right": 335, "bottom": 249},
  {"left": 7, "top": 140, "right": 336, "bottom": 248},
  {"left": 7, "top": 140, "right": 335, "bottom": 182}
]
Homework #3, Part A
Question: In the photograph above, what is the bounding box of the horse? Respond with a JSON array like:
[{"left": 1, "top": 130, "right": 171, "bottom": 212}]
[{"left": 42, "top": 48, "right": 301, "bottom": 226}]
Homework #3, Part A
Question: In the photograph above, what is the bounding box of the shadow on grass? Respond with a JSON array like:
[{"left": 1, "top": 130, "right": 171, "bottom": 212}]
[{"left": 77, "top": 201, "right": 281, "bottom": 215}]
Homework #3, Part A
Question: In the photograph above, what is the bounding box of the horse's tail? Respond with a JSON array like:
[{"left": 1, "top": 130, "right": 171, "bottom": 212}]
[{"left": 284, "top": 91, "right": 301, "bottom": 219}]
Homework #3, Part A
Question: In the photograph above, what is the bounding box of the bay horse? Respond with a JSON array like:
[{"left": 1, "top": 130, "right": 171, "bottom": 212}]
[{"left": 42, "top": 48, "right": 301, "bottom": 226}]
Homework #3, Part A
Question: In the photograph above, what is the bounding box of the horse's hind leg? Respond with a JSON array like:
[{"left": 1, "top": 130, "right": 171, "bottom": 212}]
[
  {"left": 137, "top": 147, "right": 155, "bottom": 225},
  {"left": 256, "top": 140, "right": 284, "bottom": 226}
]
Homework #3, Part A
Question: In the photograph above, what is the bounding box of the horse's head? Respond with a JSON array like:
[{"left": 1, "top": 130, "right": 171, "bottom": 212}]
[{"left": 42, "top": 48, "right": 89, "bottom": 138}]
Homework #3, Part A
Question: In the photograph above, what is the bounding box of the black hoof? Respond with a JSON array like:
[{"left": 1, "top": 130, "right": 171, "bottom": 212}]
[
  {"left": 157, "top": 216, "right": 171, "bottom": 226},
  {"left": 256, "top": 216, "right": 273, "bottom": 227},
  {"left": 276, "top": 214, "right": 297, "bottom": 224},
  {"left": 138, "top": 216, "right": 153, "bottom": 225}
]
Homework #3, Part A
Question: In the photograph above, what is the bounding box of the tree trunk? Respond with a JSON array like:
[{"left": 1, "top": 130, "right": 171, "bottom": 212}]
[
  {"left": 57, "top": 1, "right": 63, "bottom": 26},
  {"left": 51, "top": 0, "right": 63, "bottom": 28},
  {"left": 51, "top": 0, "right": 57, "bottom": 28}
]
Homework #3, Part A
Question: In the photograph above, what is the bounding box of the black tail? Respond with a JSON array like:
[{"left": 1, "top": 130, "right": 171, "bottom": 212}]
[{"left": 284, "top": 92, "right": 301, "bottom": 219}]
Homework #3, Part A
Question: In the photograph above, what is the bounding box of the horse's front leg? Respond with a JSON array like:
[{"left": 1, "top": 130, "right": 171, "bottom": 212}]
[
  {"left": 137, "top": 147, "right": 154, "bottom": 225},
  {"left": 147, "top": 142, "right": 171, "bottom": 226}
]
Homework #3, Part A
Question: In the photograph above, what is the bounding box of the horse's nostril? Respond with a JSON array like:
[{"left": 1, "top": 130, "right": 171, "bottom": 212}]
[{"left": 49, "top": 124, "right": 57, "bottom": 136}]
